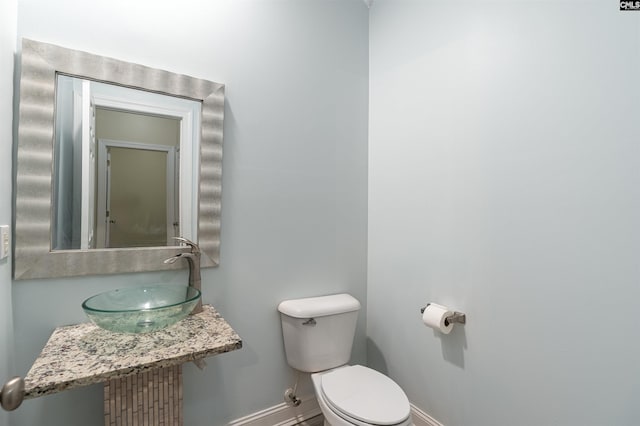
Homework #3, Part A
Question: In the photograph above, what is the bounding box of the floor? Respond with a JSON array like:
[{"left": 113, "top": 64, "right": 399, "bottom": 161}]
[{"left": 298, "top": 414, "right": 324, "bottom": 426}]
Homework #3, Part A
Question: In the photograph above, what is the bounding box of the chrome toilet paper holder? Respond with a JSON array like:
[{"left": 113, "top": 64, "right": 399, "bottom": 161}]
[{"left": 420, "top": 304, "right": 467, "bottom": 326}]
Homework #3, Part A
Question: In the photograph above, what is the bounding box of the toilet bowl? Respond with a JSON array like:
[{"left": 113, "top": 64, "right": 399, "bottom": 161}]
[
  {"left": 278, "top": 294, "right": 413, "bottom": 426},
  {"left": 311, "top": 365, "right": 412, "bottom": 426}
]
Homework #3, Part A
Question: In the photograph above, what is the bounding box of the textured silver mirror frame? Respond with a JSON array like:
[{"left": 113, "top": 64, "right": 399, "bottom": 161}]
[{"left": 15, "top": 39, "right": 224, "bottom": 279}]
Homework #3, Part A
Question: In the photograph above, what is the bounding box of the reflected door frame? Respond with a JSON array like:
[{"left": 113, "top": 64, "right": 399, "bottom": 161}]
[
  {"left": 96, "top": 139, "right": 177, "bottom": 248},
  {"left": 87, "top": 86, "right": 199, "bottom": 247}
]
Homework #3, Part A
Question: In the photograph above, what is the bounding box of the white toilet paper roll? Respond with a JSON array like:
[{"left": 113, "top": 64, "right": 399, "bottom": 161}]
[{"left": 422, "top": 303, "right": 454, "bottom": 334}]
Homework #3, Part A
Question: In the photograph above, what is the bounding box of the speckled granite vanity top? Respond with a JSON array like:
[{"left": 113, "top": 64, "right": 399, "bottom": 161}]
[{"left": 24, "top": 305, "right": 242, "bottom": 398}]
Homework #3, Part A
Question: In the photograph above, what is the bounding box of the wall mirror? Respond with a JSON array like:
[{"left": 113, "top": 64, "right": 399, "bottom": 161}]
[{"left": 15, "top": 39, "right": 225, "bottom": 280}]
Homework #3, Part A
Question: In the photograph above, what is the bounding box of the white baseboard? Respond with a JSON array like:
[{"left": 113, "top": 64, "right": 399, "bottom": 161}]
[
  {"left": 227, "top": 394, "right": 322, "bottom": 426},
  {"left": 411, "top": 403, "right": 445, "bottom": 426},
  {"left": 227, "top": 396, "right": 442, "bottom": 426}
]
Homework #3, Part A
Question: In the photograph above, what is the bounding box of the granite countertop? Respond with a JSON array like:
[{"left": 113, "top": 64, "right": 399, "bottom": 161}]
[{"left": 24, "top": 305, "right": 242, "bottom": 399}]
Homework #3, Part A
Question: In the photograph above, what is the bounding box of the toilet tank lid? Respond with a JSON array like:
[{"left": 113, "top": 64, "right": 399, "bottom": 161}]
[{"left": 278, "top": 294, "right": 361, "bottom": 318}]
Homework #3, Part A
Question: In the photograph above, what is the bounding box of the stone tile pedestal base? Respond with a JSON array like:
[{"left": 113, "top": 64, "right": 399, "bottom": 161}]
[{"left": 104, "top": 365, "right": 183, "bottom": 426}]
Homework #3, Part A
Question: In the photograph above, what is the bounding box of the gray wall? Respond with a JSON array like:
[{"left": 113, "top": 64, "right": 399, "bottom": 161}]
[
  {"left": 11, "top": 1, "right": 368, "bottom": 425},
  {"left": 0, "top": 0, "right": 16, "bottom": 424},
  {"left": 368, "top": 1, "right": 640, "bottom": 425}
]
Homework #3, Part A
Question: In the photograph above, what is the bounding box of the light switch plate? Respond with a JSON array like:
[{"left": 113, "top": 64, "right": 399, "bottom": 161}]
[{"left": 0, "top": 225, "right": 9, "bottom": 260}]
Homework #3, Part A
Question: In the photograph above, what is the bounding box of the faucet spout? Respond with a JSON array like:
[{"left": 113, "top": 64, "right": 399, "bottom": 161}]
[{"left": 164, "top": 238, "right": 203, "bottom": 314}]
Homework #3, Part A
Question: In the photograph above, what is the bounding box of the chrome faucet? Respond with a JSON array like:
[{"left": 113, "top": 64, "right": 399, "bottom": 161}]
[{"left": 164, "top": 237, "right": 203, "bottom": 314}]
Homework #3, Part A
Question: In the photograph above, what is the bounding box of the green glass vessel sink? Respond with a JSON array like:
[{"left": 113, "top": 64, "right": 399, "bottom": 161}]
[{"left": 82, "top": 285, "right": 201, "bottom": 334}]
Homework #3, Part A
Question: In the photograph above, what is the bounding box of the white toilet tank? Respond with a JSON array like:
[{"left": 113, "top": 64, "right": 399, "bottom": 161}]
[{"left": 278, "top": 294, "right": 361, "bottom": 373}]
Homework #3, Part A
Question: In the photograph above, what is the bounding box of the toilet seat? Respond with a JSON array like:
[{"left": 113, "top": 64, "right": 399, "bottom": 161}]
[{"left": 319, "top": 365, "right": 410, "bottom": 425}]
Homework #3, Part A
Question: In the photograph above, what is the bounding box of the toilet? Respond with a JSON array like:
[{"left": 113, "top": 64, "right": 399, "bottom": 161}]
[{"left": 278, "top": 294, "right": 412, "bottom": 426}]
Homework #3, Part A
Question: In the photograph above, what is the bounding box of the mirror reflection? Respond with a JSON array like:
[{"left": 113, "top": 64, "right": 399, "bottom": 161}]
[
  {"left": 15, "top": 38, "right": 224, "bottom": 279},
  {"left": 52, "top": 75, "right": 201, "bottom": 250}
]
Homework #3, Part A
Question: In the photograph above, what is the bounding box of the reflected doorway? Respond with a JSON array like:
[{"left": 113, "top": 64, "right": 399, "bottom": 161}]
[{"left": 96, "top": 140, "right": 178, "bottom": 248}]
